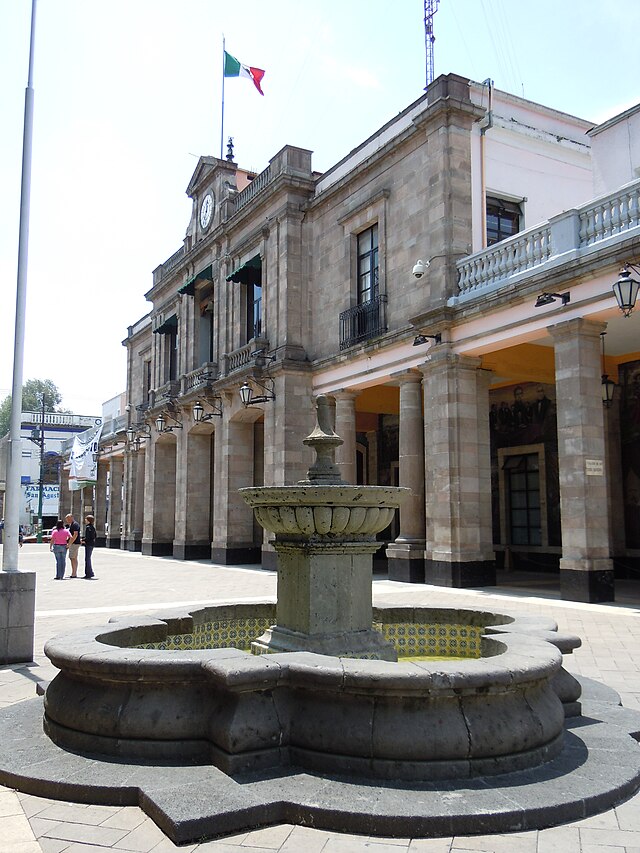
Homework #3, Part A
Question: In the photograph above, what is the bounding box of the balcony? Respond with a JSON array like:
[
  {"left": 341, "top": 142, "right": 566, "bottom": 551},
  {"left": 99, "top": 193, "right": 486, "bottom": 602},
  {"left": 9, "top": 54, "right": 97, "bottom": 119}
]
[
  {"left": 339, "top": 295, "right": 388, "bottom": 350},
  {"left": 222, "top": 339, "right": 270, "bottom": 375},
  {"left": 455, "top": 179, "right": 640, "bottom": 303},
  {"left": 180, "top": 364, "right": 219, "bottom": 396}
]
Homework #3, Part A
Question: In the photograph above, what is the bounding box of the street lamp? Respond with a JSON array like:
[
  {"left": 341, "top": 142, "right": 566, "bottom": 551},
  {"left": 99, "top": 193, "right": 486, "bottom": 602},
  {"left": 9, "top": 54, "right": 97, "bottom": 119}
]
[{"left": 612, "top": 264, "right": 640, "bottom": 317}]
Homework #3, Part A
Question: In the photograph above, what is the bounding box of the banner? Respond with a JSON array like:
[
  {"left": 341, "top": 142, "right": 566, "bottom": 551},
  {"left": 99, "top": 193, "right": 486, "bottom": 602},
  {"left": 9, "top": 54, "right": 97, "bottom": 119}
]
[
  {"left": 69, "top": 422, "right": 103, "bottom": 491},
  {"left": 23, "top": 484, "right": 60, "bottom": 515}
]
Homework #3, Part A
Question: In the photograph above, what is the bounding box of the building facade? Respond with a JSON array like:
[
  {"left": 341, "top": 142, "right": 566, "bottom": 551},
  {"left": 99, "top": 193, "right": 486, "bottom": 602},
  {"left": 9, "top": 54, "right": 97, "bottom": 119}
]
[
  {"left": 0, "top": 411, "right": 102, "bottom": 533},
  {"left": 99, "top": 74, "right": 640, "bottom": 603}
]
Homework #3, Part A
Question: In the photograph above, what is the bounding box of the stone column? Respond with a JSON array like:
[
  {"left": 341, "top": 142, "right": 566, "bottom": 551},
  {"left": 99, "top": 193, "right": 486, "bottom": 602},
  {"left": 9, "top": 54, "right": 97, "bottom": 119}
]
[
  {"left": 261, "top": 371, "right": 315, "bottom": 569},
  {"left": 94, "top": 461, "right": 108, "bottom": 546},
  {"left": 387, "top": 371, "right": 426, "bottom": 582},
  {"left": 133, "top": 449, "right": 145, "bottom": 548},
  {"left": 366, "top": 429, "right": 378, "bottom": 485},
  {"left": 603, "top": 400, "right": 626, "bottom": 562},
  {"left": 333, "top": 390, "right": 359, "bottom": 485},
  {"left": 549, "top": 318, "right": 614, "bottom": 602},
  {"left": 420, "top": 349, "right": 495, "bottom": 587},
  {"left": 211, "top": 415, "right": 260, "bottom": 565},
  {"left": 106, "top": 455, "right": 123, "bottom": 548},
  {"left": 69, "top": 486, "right": 81, "bottom": 520},
  {"left": 122, "top": 449, "right": 141, "bottom": 550},
  {"left": 174, "top": 426, "right": 214, "bottom": 561},
  {"left": 142, "top": 434, "right": 177, "bottom": 557}
]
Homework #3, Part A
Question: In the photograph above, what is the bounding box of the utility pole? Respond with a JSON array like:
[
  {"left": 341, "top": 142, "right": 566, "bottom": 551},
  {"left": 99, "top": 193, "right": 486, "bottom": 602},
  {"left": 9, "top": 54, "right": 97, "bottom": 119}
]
[
  {"left": 424, "top": 0, "right": 440, "bottom": 90},
  {"left": 36, "top": 394, "right": 45, "bottom": 542}
]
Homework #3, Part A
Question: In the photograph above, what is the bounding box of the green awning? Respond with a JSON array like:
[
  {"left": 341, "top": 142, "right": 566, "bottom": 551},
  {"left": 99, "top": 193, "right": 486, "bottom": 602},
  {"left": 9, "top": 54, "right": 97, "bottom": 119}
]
[
  {"left": 225, "top": 254, "right": 261, "bottom": 285},
  {"left": 153, "top": 314, "right": 178, "bottom": 334},
  {"left": 179, "top": 264, "right": 213, "bottom": 296}
]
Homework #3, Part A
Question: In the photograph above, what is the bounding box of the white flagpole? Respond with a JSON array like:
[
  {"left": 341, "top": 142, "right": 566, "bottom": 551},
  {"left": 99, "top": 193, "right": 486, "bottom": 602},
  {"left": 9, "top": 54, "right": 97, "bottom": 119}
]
[
  {"left": 220, "top": 35, "right": 225, "bottom": 159},
  {"left": 3, "top": 0, "right": 37, "bottom": 574}
]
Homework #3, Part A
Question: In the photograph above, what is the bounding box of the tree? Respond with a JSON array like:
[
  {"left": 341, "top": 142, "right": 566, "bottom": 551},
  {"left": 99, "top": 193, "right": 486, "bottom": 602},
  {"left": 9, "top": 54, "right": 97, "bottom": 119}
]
[{"left": 0, "top": 379, "right": 67, "bottom": 438}]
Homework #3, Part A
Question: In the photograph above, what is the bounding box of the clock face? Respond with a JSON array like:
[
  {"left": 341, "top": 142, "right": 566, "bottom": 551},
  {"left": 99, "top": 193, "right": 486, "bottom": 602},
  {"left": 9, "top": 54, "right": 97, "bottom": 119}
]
[{"left": 200, "top": 192, "right": 214, "bottom": 229}]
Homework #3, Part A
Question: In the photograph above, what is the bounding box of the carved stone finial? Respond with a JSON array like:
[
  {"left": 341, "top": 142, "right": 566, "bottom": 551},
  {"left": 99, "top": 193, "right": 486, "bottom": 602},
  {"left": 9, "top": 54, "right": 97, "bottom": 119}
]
[{"left": 300, "top": 395, "right": 344, "bottom": 485}]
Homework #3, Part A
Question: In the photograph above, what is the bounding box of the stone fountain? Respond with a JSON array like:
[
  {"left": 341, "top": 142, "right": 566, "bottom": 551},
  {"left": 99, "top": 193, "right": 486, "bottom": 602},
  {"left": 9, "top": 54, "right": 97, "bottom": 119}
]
[
  {"left": 0, "top": 395, "right": 638, "bottom": 844},
  {"left": 240, "top": 395, "right": 407, "bottom": 660}
]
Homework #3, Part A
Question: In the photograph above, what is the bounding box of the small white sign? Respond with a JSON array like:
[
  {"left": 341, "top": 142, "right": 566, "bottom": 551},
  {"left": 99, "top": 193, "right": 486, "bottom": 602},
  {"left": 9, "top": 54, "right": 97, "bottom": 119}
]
[{"left": 585, "top": 459, "right": 604, "bottom": 476}]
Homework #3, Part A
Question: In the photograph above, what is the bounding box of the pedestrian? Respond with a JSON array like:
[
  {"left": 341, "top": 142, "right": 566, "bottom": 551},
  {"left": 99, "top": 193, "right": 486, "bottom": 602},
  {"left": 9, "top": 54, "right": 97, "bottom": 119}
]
[
  {"left": 18, "top": 525, "right": 24, "bottom": 548},
  {"left": 82, "top": 514, "right": 96, "bottom": 579},
  {"left": 50, "top": 520, "right": 71, "bottom": 580},
  {"left": 65, "top": 513, "right": 81, "bottom": 578}
]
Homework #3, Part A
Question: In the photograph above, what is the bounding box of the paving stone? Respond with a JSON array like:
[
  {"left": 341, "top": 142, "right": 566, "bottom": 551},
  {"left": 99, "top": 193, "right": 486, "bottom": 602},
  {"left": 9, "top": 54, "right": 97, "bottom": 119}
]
[
  {"left": 535, "top": 825, "right": 580, "bottom": 853},
  {"left": 100, "top": 805, "right": 149, "bottom": 831},
  {"left": 1, "top": 812, "right": 39, "bottom": 846},
  {"left": 35, "top": 839, "right": 69, "bottom": 853},
  {"left": 579, "top": 826, "right": 640, "bottom": 846},
  {"left": 407, "top": 840, "right": 454, "bottom": 852},
  {"left": 39, "top": 819, "right": 130, "bottom": 845},
  {"left": 239, "top": 823, "right": 294, "bottom": 848},
  {"left": 448, "top": 831, "right": 537, "bottom": 851},
  {"left": 277, "top": 824, "right": 332, "bottom": 852},
  {"left": 0, "top": 790, "right": 23, "bottom": 817}
]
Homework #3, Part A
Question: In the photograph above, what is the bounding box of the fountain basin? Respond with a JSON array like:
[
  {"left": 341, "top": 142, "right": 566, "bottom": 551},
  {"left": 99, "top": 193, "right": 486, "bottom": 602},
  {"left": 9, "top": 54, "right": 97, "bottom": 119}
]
[
  {"left": 240, "top": 485, "right": 406, "bottom": 538},
  {"left": 43, "top": 602, "right": 579, "bottom": 781}
]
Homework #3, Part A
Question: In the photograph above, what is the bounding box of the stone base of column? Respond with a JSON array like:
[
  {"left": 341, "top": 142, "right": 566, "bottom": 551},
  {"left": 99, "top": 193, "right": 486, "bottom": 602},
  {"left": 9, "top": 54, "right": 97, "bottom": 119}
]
[
  {"left": 106, "top": 537, "right": 122, "bottom": 549},
  {"left": 172, "top": 541, "right": 211, "bottom": 561},
  {"left": 95, "top": 537, "right": 106, "bottom": 548},
  {"left": 251, "top": 624, "right": 397, "bottom": 661},
  {"left": 425, "top": 559, "right": 496, "bottom": 588},
  {"left": 387, "top": 556, "right": 425, "bottom": 583},
  {"left": 210, "top": 546, "right": 261, "bottom": 566},
  {"left": 0, "top": 572, "right": 35, "bottom": 664},
  {"left": 560, "top": 562, "right": 614, "bottom": 602},
  {"left": 386, "top": 543, "right": 425, "bottom": 583},
  {"left": 122, "top": 536, "right": 142, "bottom": 552},
  {"left": 141, "top": 540, "right": 173, "bottom": 557}
]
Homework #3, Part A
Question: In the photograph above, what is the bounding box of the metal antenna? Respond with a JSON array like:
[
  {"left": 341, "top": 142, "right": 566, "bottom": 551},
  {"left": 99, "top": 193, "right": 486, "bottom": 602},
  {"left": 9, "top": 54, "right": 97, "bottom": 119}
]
[{"left": 424, "top": 0, "right": 440, "bottom": 89}]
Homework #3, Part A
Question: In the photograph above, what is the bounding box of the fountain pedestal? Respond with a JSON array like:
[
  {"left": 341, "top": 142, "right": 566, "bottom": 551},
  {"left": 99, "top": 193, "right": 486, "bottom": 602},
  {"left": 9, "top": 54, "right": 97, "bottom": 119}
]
[
  {"left": 250, "top": 527, "right": 397, "bottom": 659},
  {"left": 241, "top": 396, "right": 408, "bottom": 660}
]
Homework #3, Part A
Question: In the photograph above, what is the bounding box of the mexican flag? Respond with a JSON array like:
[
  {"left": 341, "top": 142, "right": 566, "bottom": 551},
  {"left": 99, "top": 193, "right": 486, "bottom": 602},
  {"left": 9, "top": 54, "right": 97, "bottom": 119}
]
[{"left": 223, "top": 51, "right": 265, "bottom": 96}]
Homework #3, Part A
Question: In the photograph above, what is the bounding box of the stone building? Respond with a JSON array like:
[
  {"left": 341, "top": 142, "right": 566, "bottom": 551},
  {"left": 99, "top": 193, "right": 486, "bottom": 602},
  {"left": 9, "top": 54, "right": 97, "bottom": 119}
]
[{"left": 94, "top": 74, "right": 640, "bottom": 603}]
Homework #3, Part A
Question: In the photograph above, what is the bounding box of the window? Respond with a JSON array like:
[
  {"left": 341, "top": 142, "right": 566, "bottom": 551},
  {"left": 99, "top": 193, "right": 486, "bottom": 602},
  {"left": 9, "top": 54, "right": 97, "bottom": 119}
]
[
  {"left": 143, "top": 361, "right": 151, "bottom": 404},
  {"left": 339, "top": 223, "right": 386, "bottom": 350},
  {"left": 357, "top": 225, "right": 379, "bottom": 303},
  {"left": 247, "top": 282, "right": 262, "bottom": 340},
  {"left": 486, "top": 197, "right": 521, "bottom": 246},
  {"left": 503, "top": 453, "right": 541, "bottom": 546},
  {"left": 199, "top": 300, "right": 214, "bottom": 365},
  {"left": 164, "top": 328, "right": 178, "bottom": 383}
]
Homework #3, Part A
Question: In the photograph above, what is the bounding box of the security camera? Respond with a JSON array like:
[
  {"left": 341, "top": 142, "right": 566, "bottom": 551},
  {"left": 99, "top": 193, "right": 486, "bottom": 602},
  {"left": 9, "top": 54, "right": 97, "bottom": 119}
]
[{"left": 412, "top": 259, "right": 430, "bottom": 279}]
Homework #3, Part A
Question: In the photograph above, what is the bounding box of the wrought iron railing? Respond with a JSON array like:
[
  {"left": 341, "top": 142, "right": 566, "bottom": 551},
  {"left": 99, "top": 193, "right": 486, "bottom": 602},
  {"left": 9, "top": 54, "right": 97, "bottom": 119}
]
[{"left": 339, "top": 295, "right": 388, "bottom": 350}]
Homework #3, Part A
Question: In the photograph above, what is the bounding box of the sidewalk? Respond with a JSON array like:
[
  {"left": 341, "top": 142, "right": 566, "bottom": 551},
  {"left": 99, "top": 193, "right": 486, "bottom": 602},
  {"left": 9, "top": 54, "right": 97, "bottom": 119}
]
[{"left": 2, "top": 544, "right": 640, "bottom": 852}]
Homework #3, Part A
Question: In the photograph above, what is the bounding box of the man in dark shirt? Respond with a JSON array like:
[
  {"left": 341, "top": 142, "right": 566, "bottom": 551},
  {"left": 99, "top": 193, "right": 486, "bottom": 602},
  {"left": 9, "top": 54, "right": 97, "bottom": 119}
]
[{"left": 65, "top": 513, "right": 81, "bottom": 578}]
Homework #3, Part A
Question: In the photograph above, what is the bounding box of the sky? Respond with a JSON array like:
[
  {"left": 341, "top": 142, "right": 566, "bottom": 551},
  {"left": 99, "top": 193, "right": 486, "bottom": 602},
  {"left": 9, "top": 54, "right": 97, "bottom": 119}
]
[{"left": 1, "top": 0, "right": 638, "bottom": 416}]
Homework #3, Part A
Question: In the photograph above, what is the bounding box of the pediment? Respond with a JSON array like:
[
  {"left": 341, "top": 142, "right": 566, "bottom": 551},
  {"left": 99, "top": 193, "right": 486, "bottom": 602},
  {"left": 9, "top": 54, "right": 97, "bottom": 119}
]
[{"left": 186, "top": 156, "right": 236, "bottom": 199}]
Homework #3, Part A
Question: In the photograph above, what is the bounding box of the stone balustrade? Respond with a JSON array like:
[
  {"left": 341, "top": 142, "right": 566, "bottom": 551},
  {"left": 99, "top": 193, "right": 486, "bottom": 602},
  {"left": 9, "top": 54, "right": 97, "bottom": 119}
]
[{"left": 456, "top": 178, "right": 640, "bottom": 300}]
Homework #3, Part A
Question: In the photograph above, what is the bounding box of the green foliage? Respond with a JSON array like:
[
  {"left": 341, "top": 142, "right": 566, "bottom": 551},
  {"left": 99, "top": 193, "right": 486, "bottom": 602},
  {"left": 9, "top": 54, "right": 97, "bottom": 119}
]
[{"left": 0, "top": 379, "right": 67, "bottom": 438}]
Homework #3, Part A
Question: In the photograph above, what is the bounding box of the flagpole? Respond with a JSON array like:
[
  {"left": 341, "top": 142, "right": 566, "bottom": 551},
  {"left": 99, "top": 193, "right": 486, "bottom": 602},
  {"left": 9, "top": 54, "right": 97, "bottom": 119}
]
[
  {"left": 3, "top": 0, "right": 37, "bottom": 575},
  {"left": 220, "top": 34, "right": 225, "bottom": 159}
]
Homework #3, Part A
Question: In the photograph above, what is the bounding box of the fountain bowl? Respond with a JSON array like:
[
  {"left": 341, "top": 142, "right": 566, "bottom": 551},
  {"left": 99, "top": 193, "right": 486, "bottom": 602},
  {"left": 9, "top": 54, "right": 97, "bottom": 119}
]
[{"left": 42, "top": 601, "right": 580, "bottom": 781}]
